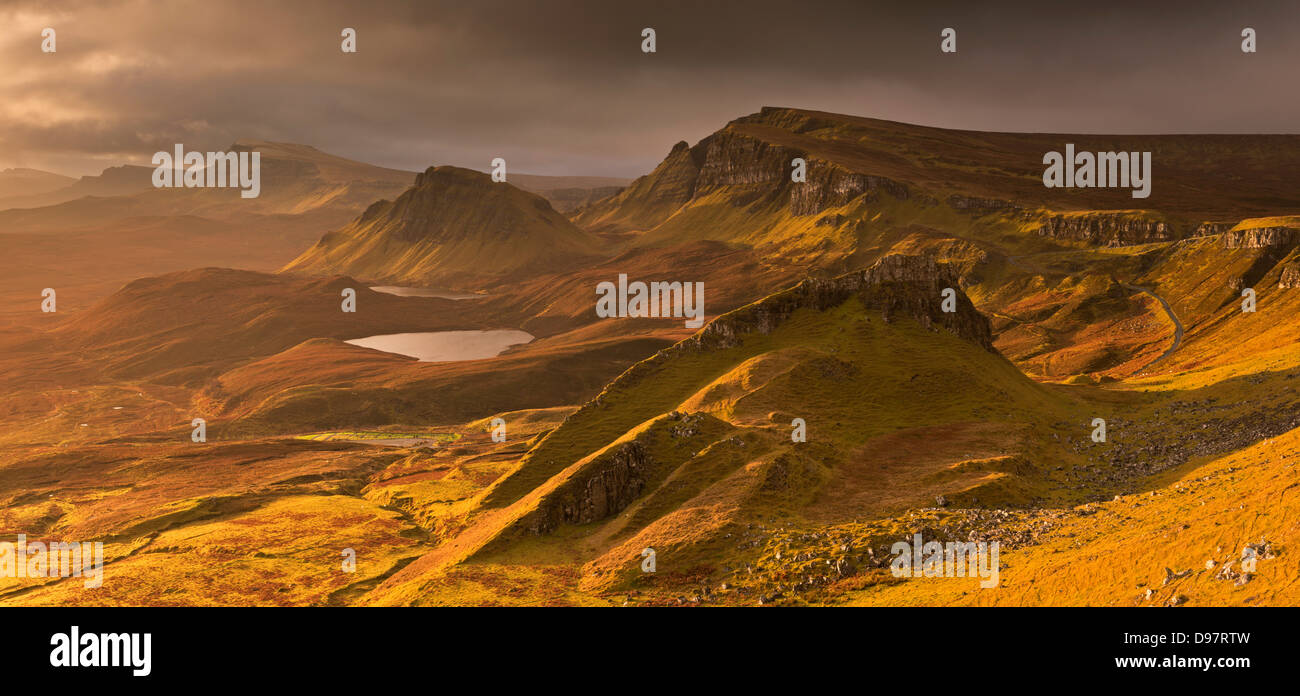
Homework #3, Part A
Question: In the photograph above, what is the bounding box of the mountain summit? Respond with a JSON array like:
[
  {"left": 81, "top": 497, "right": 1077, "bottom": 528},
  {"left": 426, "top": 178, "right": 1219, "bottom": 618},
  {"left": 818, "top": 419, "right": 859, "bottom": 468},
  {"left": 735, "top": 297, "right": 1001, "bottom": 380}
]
[{"left": 283, "top": 165, "right": 602, "bottom": 289}]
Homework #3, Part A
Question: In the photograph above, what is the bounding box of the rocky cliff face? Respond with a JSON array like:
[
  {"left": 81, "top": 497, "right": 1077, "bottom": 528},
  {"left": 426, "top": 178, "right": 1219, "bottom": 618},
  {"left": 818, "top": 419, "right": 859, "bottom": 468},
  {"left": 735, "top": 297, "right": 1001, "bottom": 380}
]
[
  {"left": 584, "top": 106, "right": 920, "bottom": 231},
  {"left": 1280, "top": 264, "right": 1300, "bottom": 289},
  {"left": 690, "top": 130, "right": 910, "bottom": 216},
  {"left": 1195, "top": 221, "right": 1236, "bottom": 237},
  {"left": 789, "top": 162, "right": 909, "bottom": 215},
  {"left": 688, "top": 254, "right": 992, "bottom": 352},
  {"left": 692, "top": 133, "right": 787, "bottom": 189},
  {"left": 523, "top": 442, "right": 650, "bottom": 535},
  {"left": 1037, "top": 213, "right": 1176, "bottom": 246},
  {"left": 947, "top": 195, "right": 1020, "bottom": 213},
  {"left": 1222, "top": 226, "right": 1300, "bottom": 249},
  {"left": 594, "top": 255, "right": 993, "bottom": 401},
  {"left": 551, "top": 256, "right": 993, "bottom": 464},
  {"left": 580, "top": 119, "right": 914, "bottom": 233}
]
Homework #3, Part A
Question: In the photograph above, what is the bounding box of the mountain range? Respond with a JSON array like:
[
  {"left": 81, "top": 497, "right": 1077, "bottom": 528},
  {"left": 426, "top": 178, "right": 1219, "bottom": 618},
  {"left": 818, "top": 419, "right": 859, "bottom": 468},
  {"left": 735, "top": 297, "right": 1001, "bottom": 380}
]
[{"left": 1, "top": 107, "right": 1297, "bottom": 607}]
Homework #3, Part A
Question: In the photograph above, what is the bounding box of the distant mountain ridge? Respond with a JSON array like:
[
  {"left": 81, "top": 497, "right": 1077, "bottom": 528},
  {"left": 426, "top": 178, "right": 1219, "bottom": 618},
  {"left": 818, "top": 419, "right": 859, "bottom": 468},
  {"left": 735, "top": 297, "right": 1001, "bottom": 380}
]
[
  {"left": 0, "top": 167, "right": 76, "bottom": 200},
  {"left": 576, "top": 106, "right": 1300, "bottom": 242}
]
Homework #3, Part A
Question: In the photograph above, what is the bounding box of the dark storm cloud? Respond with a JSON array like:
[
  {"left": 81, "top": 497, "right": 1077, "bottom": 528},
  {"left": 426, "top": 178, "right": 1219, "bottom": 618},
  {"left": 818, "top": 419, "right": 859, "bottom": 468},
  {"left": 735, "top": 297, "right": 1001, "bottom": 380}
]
[{"left": 2, "top": 0, "right": 1298, "bottom": 177}]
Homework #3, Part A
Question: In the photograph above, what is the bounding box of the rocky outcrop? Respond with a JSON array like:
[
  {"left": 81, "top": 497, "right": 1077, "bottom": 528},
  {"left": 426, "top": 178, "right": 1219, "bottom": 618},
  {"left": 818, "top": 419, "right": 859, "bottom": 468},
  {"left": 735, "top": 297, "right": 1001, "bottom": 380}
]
[
  {"left": 1229, "top": 244, "right": 1297, "bottom": 295},
  {"left": 563, "top": 256, "right": 994, "bottom": 443},
  {"left": 686, "top": 254, "right": 992, "bottom": 353},
  {"left": 1195, "top": 221, "right": 1235, "bottom": 237},
  {"left": 788, "top": 162, "right": 908, "bottom": 215},
  {"left": 1280, "top": 264, "right": 1300, "bottom": 289},
  {"left": 582, "top": 110, "right": 928, "bottom": 230},
  {"left": 1222, "top": 226, "right": 1300, "bottom": 249},
  {"left": 693, "top": 133, "right": 788, "bottom": 189},
  {"left": 1037, "top": 213, "right": 1176, "bottom": 246},
  {"left": 947, "top": 195, "right": 1020, "bottom": 213},
  {"left": 524, "top": 442, "right": 650, "bottom": 535},
  {"left": 690, "top": 130, "right": 908, "bottom": 217}
]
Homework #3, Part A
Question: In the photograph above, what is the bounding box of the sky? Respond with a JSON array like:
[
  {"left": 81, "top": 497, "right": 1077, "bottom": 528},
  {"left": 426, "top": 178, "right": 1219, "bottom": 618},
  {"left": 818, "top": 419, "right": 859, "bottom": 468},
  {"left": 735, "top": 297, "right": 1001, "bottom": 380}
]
[{"left": 2, "top": 0, "right": 1299, "bottom": 178}]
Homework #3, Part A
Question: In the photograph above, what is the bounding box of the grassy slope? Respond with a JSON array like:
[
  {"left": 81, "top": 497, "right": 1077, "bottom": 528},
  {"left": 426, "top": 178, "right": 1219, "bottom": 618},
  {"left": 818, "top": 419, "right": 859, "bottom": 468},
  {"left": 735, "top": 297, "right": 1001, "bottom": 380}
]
[
  {"left": 846, "top": 426, "right": 1300, "bottom": 606},
  {"left": 6, "top": 107, "right": 1300, "bottom": 607},
  {"left": 363, "top": 285, "right": 1080, "bottom": 604}
]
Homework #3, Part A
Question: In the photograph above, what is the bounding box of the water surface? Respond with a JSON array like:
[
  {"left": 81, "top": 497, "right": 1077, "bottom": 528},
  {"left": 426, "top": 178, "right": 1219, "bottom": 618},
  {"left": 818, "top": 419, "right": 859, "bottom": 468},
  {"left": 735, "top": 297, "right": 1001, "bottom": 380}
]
[
  {"left": 369, "top": 285, "right": 482, "bottom": 300},
  {"left": 345, "top": 329, "right": 533, "bottom": 362}
]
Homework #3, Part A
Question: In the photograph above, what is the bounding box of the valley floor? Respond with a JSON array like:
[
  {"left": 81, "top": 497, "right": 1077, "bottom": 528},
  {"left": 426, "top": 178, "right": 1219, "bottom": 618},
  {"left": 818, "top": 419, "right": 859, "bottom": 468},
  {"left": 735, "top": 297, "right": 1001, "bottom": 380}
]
[{"left": 2, "top": 250, "right": 1294, "bottom": 606}]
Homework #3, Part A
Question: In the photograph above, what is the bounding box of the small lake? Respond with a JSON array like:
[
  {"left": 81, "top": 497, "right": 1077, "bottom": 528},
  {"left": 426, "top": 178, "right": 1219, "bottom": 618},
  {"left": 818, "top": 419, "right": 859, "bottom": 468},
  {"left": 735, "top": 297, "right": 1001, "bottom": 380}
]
[
  {"left": 345, "top": 329, "right": 534, "bottom": 362},
  {"left": 370, "top": 286, "right": 482, "bottom": 300}
]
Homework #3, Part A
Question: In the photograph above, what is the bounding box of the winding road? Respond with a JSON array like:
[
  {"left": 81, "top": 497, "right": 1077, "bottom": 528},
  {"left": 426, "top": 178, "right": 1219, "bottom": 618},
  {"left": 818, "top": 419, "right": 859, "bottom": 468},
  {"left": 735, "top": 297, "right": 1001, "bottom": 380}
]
[
  {"left": 1119, "top": 282, "right": 1184, "bottom": 371},
  {"left": 1003, "top": 251, "right": 1184, "bottom": 374}
]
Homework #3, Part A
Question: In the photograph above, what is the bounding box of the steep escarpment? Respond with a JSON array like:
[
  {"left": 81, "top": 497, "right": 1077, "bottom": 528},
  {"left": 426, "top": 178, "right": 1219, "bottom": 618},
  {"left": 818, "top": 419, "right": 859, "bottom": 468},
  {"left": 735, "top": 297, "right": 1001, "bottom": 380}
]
[
  {"left": 1222, "top": 226, "right": 1300, "bottom": 249},
  {"left": 1209, "top": 221, "right": 1300, "bottom": 293},
  {"left": 691, "top": 129, "right": 910, "bottom": 216},
  {"left": 521, "top": 441, "right": 652, "bottom": 535},
  {"left": 568, "top": 107, "right": 1300, "bottom": 296},
  {"left": 592, "top": 254, "right": 996, "bottom": 422},
  {"left": 573, "top": 111, "right": 918, "bottom": 247},
  {"left": 479, "top": 254, "right": 999, "bottom": 510},
  {"left": 1035, "top": 211, "right": 1178, "bottom": 246},
  {"left": 580, "top": 107, "right": 1300, "bottom": 249},
  {"left": 283, "top": 166, "right": 602, "bottom": 289},
  {"left": 682, "top": 253, "right": 991, "bottom": 353},
  {"left": 788, "top": 154, "right": 912, "bottom": 216},
  {"left": 1195, "top": 221, "right": 1236, "bottom": 237},
  {"left": 569, "top": 106, "right": 1300, "bottom": 283}
]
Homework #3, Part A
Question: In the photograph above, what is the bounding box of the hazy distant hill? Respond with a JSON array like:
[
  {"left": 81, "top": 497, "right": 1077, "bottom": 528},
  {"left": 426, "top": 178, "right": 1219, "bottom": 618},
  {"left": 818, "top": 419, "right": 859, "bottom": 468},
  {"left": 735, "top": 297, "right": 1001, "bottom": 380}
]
[
  {"left": 0, "top": 167, "right": 76, "bottom": 200},
  {"left": 508, "top": 172, "right": 628, "bottom": 213},
  {"left": 0, "top": 142, "right": 417, "bottom": 233}
]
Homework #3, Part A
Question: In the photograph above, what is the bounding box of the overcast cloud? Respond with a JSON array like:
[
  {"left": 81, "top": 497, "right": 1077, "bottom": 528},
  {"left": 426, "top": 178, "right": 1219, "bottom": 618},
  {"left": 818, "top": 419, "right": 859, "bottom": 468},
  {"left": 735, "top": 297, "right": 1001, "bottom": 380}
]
[{"left": 2, "top": 0, "right": 1298, "bottom": 177}]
